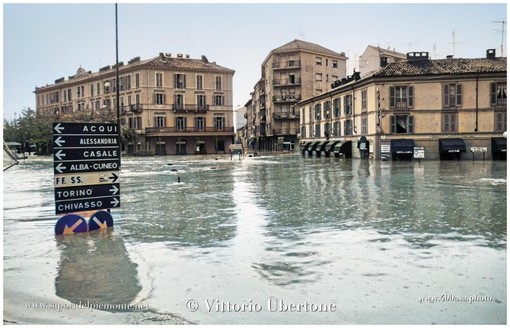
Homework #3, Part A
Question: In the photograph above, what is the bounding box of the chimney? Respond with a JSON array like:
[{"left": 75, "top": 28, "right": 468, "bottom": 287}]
[
  {"left": 353, "top": 71, "right": 361, "bottom": 81},
  {"left": 446, "top": 55, "right": 453, "bottom": 59},
  {"left": 201, "top": 55, "right": 209, "bottom": 63},
  {"left": 407, "top": 52, "right": 429, "bottom": 62},
  {"left": 486, "top": 49, "right": 496, "bottom": 59}
]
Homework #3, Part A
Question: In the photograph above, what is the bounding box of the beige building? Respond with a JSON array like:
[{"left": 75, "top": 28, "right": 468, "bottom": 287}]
[
  {"left": 35, "top": 53, "right": 235, "bottom": 155},
  {"left": 299, "top": 49, "right": 507, "bottom": 160},
  {"left": 358, "top": 45, "right": 407, "bottom": 78},
  {"left": 246, "top": 39, "right": 348, "bottom": 152}
]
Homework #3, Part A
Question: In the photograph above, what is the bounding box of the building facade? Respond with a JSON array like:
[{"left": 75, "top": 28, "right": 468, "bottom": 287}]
[
  {"left": 246, "top": 39, "right": 348, "bottom": 152},
  {"left": 358, "top": 45, "right": 407, "bottom": 78},
  {"left": 35, "top": 53, "right": 236, "bottom": 155},
  {"left": 298, "top": 50, "right": 507, "bottom": 160}
]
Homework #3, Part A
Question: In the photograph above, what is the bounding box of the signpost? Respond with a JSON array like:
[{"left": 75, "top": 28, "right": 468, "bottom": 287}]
[
  {"left": 470, "top": 146, "right": 488, "bottom": 161},
  {"left": 53, "top": 122, "right": 121, "bottom": 231}
]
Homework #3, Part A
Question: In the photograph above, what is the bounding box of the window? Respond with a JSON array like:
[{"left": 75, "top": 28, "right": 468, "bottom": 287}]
[
  {"left": 443, "top": 84, "right": 462, "bottom": 107},
  {"left": 344, "top": 120, "right": 353, "bottom": 136},
  {"left": 316, "top": 57, "right": 322, "bottom": 65},
  {"left": 344, "top": 95, "right": 352, "bottom": 115},
  {"left": 315, "top": 123, "right": 321, "bottom": 137},
  {"left": 390, "top": 86, "right": 414, "bottom": 109},
  {"left": 301, "top": 126, "right": 307, "bottom": 139},
  {"left": 176, "top": 116, "right": 186, "bottom": 130},
  {"left": 135, "top": 73, "right": 140, "bottom": 88},
  {"left": 390, "top": 115, "right": 414, "bottom": 133},
  {"left": 154, "top": 114, "right": 166, "bottom": 128},
  {"left": 361, "top": 90, "right": 367, "bottom": 110},
  {"left": 491, "top": 82, "right": 507, "bottom": 106},
  {"left": 333, "top": 98, "right": 341, "bottom": 117},
  {"left": 175, "top": 74, "right": 186, "bottom": 88},
  {"left": 197, "top": 75, "right": 203, "bottom": 90},
  {"left": 315, "top": 73, "right": 323, "bottom": 82},
  {"left": 324, "top": 101, "right": 331, "bottom": 119},
  {"left": 156, "top": 72, "right": 163, "bottom": 88},
  {"left": 197, "top": 95, "right": 206, "bottom": 109},
  {"left": 215, "top": 76, "right": 222, "bottom": 91},
  {"left": 333, "top": 121, "right": 340, "bottom": 137},
  {"left": 314, "top": 103, "right": 321, "bottom": 120},
  {"left": 214, "top": 116, "right": 225, "bottom": 130},
  {"left": 214, "top": 95, "right": 224, "bottom": 106},
  {"left": 90, "top": 84, "right": 94, "bottom": 97},
  {"left": 332, "top": 60, "right": 338, "bottom": 68},
  {"left": 442, "top": 113, "right": 458, "bottom": 132},
  {"left": 154, "top": 92, "right": 166, "bottom": 105},
  {"left": 174, "top": 94, "right": 184, "bottom": 109},
  {"left": 361, "top": 117, "right": 368, "bottom": 135},
  {"left": 196, "top": 117, "right": 205, "bottom": 131},
  {"left": 129, "top": 117, "right": 141, "bottom": 129},
  {"left": 324, "top": 122, "right": 331, "bottom": 138},
  {"left": 495, "top": 111, "right": 507, "bottom": 132}
]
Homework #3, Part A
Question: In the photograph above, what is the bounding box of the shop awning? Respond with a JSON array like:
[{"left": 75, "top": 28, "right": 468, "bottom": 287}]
[
  {"left": 439, "top": 138, "right": 466, "bottom": 153},
  {"left": 316, "top": 141, "right": 330, "bottom": 152},
  {"left": 309, "top": 141, "right": 321, "bottom": 151},
  {"left": 333, "top": 141, "right": 352, "bottom": 154},
  {"left": 391, "top": 139, "right": 415, "bottom": 154},
  {"left": 302, "top": 142, "right": 313, "bottom": 151},
  {"left": 325, "top": 141, "right": 341, "bottom": 152},
  {"left": 492, "top": 137, "right": 507, "bottom": 153}
]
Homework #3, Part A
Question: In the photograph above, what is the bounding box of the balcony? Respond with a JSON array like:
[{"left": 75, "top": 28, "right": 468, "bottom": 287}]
[
  {"left": 120, "top": 104, "right": 144, "bottom": 114},
  {"left": 146, "top": 126, "right": 235, "bottom": 136},
  {"left": 272, "top": 128, "right": 299, "bottom": 136},
  {"left": 273, "top": 95, "right": 301, "bottom": 103},
  {"left": 171, "top": 104, "right": 209, "bottom": 112},
  {"left": 273, "top": 112, "right": 300, "bottom": 120},
  {"left": 272, "top": 60, "right": 301, "bottom": 70},
  {"left": 273, "top": 78, "right": 301, "bottom": 87}
]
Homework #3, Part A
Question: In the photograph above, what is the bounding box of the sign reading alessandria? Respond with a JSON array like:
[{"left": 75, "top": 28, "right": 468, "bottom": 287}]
[{"left": 53, "top": 122, "right": 121, "bottom": 215}]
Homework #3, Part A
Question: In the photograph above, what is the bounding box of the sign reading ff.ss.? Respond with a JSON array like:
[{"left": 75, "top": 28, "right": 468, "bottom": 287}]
[{"left": 53, "top": 122, "right": 121, "bottom": 215}]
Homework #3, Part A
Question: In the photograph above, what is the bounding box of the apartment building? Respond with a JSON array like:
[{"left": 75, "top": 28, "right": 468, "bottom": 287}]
[
  {"left": 299, "top": 49, "right": 507, "bottom": 160},
  {"left": 34, "top": 53, "right": 235, "bottom": 155},
  {"left": 358, "top": 45, "right": 407, "bottom": 78},
  {"left": 246, "top": 39, "right": 348, "bottom": 151}
]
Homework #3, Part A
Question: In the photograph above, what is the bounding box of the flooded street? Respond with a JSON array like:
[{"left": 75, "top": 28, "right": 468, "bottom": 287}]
[{"left": 3, "top": 154, "right": 507, "bottom": 324}]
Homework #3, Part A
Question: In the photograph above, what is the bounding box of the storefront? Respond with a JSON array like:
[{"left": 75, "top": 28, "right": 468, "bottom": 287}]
[
  {"left": 391, "top": 139, "right": 415, "bottom": 160},
  {"left": 491, "top": 137, "right": 507, "bottom": 160},
  {"left": 439, "top": 138, "right": 466, "bottom": 160}
]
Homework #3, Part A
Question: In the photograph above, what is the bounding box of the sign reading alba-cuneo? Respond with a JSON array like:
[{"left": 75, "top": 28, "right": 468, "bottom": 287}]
[{"left": 53, "top": 122, "right": 121, "bottom": 215}]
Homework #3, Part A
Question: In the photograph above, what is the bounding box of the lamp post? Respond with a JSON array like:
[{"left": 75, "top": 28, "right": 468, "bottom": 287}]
[{"left": 114, "top": 4, "right": 121, "bottom": 166}]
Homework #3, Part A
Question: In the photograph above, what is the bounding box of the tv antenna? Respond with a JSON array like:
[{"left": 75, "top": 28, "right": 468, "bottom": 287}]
[
  {"left": 449, "top": 30, "right": 459, "bottom": 57},
  {"left": 493, "top": 20, "right": 506, "bottom": 56}
]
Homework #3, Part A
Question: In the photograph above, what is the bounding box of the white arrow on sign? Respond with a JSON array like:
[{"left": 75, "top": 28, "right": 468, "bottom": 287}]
[
  {"left": 110, "top": 198, "right": 120, "bottom": 207},
  {"left": 54, "top": 123, "right": 64, "bottom": 134},
  {"left": 54, "top": 136, "right": 66, "bottom": 147},
  {"left": 55, "top": 149, "right": 66, "bottom": 160},
  {"left": 55, "top": 163, "right": 67, "bottom": 174},
  {"left": 109, "top": 185, "right": 119, "bottom": 195}
]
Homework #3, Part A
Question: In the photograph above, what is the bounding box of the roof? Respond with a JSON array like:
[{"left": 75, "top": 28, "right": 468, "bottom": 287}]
[
  {"left": 372, "top": 57, "right": 507, "bottom": 77},
  {"left": 364, "top": 45, "right": 406, "bottom": 59},
  {"left": 142, "top": 54, "right": 235, "bottom": 74},
  {"left": 269, "top": 39, "right": 346, "bottom": 58}
]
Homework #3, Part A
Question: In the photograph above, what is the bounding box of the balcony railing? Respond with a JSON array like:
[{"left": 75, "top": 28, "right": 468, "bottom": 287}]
[
  {"left": 120, "top": 104, "right": 144, "bottom": 114},
  {"left": 272, "top": 60, "right": 301, "bottom": 69},
  {"left": 171, "top": 104, "right": 209, "bottom": 112},
  {"left": 146, "top": 126, "right": 235, "bottom": 134},
  {"left": 273, "top": 112, "right": 300, "bottom": 119},
  {"left": 272, "top": 128, "right": 299, "bottom": 135},
  {"left": 273, "top": 95, "right": 301, "bottom": 102},
  {"left": 273, "top": 78, "right": 301, "bottom": 86}
]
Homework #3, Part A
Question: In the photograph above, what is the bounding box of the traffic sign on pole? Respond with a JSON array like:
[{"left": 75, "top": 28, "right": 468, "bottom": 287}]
[{"left": 53, "top": 122, "right": 121, "bottom": 223}]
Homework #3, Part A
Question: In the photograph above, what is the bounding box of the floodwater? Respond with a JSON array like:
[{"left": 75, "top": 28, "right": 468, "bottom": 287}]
[{"left": 3, "top": 154, "right": 507, "bottom": 324}]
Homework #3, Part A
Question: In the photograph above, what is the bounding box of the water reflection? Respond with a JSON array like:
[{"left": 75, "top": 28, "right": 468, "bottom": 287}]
[{"left": 55, "top": 230, "right": 142, "bottom": 310}]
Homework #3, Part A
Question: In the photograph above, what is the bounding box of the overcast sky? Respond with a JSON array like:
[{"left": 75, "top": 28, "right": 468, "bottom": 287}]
[{"left": 2, "top": 2, "right": 507, "bottom": 121}]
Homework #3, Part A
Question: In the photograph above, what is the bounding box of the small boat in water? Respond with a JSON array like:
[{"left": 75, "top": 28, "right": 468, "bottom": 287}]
[{"left": 3, "top": 140, "right": 19, "bottom": 171}]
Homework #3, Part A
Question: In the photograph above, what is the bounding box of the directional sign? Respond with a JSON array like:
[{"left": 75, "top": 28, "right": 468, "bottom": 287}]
[
  {"left": 53, "top": 122, "right": 119, "bottom": 136},
  {"left": 54, "top": 147, "right": 119, "bottom": 161},
  {"left": 55, "top": 196, "right": 120, "bottom": 215},
  {"left": 88, "top": 211, "right": 114, "bottom": 231},
  {"left": 55, "top": 214, "right": 88, "bottom": 235},
  {"left": 53, "top": 135, "right": 119, "bottom": 148},
  {"left": 53, "top": 122, "right": 121, "bottom": 218},
  {"left": 54, "top": 159, "right": 120, "bottom": 174},
  {"left": 54, "top": 183, "right": 120, "bottom": 201},
  {"left": 54, "top": 171, "right": 119, "bottom": 188}
]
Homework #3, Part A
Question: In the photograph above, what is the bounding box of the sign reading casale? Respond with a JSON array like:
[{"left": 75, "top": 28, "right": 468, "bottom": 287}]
[{"left": 53, "top": 122, "right": 121, "bottom": 215}]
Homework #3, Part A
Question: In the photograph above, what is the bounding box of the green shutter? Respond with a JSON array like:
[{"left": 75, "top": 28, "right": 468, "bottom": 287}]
[
  {"left": 456, "top": 85, "right": 462, "bottom": 106},
  {"left": 408, "top": 115, "right": 414, "bottom": 133},
  {"left": 390, "top": 115, "right": 396, "bottom": 133},
  {"left": 408, "top": 86, "right": 414, "bottom": 107}
]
